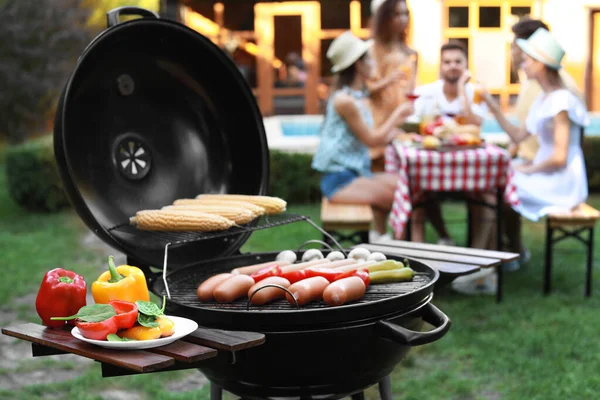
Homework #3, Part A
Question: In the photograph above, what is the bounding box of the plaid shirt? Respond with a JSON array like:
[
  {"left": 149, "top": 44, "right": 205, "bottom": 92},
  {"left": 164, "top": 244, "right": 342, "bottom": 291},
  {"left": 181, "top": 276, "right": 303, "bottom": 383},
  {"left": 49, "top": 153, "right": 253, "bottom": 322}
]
[{"left": 312, "top": 87, "right": 373, "bottom": 177}]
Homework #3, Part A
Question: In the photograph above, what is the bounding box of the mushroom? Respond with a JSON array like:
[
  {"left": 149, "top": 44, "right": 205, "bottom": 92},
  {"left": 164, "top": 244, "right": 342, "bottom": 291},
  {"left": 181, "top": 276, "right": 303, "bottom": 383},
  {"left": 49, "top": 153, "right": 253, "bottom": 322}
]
[
  {"left": 367, "top": 252, "right": 387, "bottom": 262},
  {"left": 347, "top": 247, "right": 371, "bottom": 262},
  {"left": 275, "top": 250, "right": 297, "bottom": 264},
  {"left": 326, "top": 251, "right": 345, "bottom": 261},
  {"left": 301, "top": 249, "right": 324, "bottom": 262}
]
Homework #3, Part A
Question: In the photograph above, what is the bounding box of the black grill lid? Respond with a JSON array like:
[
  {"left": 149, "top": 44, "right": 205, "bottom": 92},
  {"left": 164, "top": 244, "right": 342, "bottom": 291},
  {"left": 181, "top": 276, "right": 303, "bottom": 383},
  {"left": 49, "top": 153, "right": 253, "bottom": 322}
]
[{"left": 54, "top": 8, "right": 269, "bottom": 268}]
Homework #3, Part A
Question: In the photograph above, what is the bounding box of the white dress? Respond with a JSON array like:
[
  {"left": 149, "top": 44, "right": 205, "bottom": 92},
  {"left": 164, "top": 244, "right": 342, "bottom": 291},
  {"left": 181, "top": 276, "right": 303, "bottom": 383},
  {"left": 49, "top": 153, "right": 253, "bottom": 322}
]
[{"left": 513, "top": 89, "right": 589, "bottom": 221}]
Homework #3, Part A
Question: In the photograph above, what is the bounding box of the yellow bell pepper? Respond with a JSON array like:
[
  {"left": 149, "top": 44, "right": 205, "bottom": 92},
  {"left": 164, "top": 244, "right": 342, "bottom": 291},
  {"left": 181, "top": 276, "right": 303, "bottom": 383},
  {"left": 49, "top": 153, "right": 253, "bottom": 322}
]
[
  {"left": 158, "top": 316, "right": 175, "bottom": 337},
  {"left": 92, "top": 256, "right": 150, "bottom": 304},
  {"left": 119, "top": 325, "right": 162, "bottom": 341}
]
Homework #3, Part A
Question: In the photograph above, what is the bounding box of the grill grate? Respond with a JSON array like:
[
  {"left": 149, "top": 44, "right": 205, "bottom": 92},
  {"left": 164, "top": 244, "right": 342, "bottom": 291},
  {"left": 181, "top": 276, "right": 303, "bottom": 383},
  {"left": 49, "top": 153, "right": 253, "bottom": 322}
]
[
  {"left": 156, "top": 266, "right": 431, "bottom": 311},
  {"left": 106, "top": 213, "right": 308, "bottom": 248}
]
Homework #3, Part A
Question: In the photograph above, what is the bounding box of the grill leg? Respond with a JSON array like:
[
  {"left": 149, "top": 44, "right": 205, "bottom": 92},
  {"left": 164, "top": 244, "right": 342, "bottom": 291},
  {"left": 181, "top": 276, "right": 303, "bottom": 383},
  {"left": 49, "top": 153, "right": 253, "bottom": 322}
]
[
  {"left": 586, "top": 227, "right": 594, "bottom": 297},
  {"left": 466, "top": 201, "right": 473, "bottom": 247},
  {"left": 351, "top": 392, "right": 365, "bottom": 400},
  {"left": 210, "top": 383, "right": 222, "bottom": 400},
  {"left": 544, "top": 219, "right": 553, "bottom": 295},
  {"left": 378, "top": 375, "right": 392, "bottom": 400}
]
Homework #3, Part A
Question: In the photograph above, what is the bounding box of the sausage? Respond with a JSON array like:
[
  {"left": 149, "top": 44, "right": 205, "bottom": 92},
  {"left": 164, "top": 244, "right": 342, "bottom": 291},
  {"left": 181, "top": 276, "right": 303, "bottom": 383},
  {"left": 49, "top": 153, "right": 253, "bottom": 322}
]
[
  {"left": 247, "top": 276, "right": 291, "bottom": 305},
  {"left": 323, "top": 276, "right": 366, "bottom": 306},
  {"left": 213, "top": 275, "right": 255, "bottom": 303},
  {"left": 280, "top": 259, "right": 331, "bottom": 273},
  {"left": 309, "top": 259, "right": 357, "bottom": 269},
  {"left": 231, "top": 260, "right": 292, "bottom": 275},
  {"left": 333, "top": 261, "right": 378, "bottom": 273},
  {"left": 197, "top": 273, "right": 234, "bottom": 301},
  {"left": 285, "top": 276, "right": 330, "bottom": 306}
]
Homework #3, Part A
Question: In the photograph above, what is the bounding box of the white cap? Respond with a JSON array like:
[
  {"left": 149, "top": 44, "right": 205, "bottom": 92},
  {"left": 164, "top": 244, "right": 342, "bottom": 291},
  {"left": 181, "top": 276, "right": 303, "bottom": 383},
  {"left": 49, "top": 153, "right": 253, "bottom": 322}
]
[{"left": 327, "top": 31, "right": 373, "bottom": 73}]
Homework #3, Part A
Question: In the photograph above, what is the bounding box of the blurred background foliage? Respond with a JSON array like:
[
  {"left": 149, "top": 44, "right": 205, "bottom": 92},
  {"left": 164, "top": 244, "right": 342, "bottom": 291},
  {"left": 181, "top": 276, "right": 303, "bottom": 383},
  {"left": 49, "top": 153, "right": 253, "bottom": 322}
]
[{"left": 0, "top": 0, "right": 159, "bottom": 145}]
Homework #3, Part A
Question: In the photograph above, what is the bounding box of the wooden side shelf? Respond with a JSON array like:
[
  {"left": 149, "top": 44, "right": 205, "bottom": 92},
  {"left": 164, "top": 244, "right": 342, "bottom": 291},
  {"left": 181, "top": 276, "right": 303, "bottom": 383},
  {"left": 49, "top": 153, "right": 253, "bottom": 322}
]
[{"left": 1, "top": 323, "right": 265, "bottom": 377}]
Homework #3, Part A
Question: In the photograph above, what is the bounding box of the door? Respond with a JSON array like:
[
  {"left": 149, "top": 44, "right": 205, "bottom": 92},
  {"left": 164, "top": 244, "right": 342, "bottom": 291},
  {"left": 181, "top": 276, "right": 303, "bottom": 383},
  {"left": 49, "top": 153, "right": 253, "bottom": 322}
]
[{"left": 254, "top": 2, "right": 321, "bottom": 115}]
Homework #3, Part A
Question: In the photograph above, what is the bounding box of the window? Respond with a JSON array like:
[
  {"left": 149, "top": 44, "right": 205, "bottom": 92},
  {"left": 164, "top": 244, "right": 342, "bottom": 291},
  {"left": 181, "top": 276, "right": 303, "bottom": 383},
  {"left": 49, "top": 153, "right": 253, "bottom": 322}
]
[
  {"left": 479, "top": 7, "right": 501, "bottom": 28},
  {"left": 511, "top": 7, "right": 531, "bottom": 18},
  {"left": 449, "top": 7, "right": 469, "bottom": 28},
  {"left": 321, "top": 0, "right": 350, "bottom": 29}
]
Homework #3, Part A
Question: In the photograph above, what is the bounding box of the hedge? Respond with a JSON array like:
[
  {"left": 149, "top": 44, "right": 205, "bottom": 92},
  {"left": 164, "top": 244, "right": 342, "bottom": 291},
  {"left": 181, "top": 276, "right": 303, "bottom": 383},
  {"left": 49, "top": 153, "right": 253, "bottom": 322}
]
[
  {"left": 5, "top": 135, "right": 70, "bottom": 212},
  {"left": 268, "top": 150, "right": 321, "bottom": 203},
  {"left": 4, "top": 137, "right": 600, "bottom": 213}
]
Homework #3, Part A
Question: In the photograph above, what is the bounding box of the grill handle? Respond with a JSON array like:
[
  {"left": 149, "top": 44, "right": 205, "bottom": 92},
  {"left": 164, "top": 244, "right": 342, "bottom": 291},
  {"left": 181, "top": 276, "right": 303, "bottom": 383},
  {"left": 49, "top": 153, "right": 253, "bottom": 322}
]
[
  {"left": 247, "top": 284, "right": 300, "bottom": 310},
  {"left": 375, "top": 303, "right": 451, "bottom": 346},
  {"left": 107, "top": 7, "right": 159, "bottom": 28}
]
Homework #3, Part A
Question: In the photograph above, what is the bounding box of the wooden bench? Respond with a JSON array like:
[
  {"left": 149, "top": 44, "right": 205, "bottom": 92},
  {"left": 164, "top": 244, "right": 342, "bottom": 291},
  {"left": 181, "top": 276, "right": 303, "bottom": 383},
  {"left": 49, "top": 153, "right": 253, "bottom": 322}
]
[
  {"left": 362, "top": 240, "right": 519, "bottom": 303},
  {"left": 321, "top": 197, "right": 373, "bottom": 246},
  {"left": 545, "top": 203, "right": 600, "bottom": 296}
]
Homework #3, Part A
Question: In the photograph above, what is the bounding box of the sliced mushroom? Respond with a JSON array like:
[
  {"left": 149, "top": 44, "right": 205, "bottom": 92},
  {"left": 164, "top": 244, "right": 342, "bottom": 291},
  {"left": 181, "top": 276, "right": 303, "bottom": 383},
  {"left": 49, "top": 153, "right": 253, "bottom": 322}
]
[
  {"left": 276, "top": 250, "right": 297, "bottom": 264},
  {"left": 326, "top": 251, "right": 345, "bottom": 261},
  {"left": 347, "top": 247, "right": 371, "bottom": 262},
  {"left": 367, "top": 252, "right": 387, "bottom": 262},
  {"left": 301, "top": 249, "right": 324, "bottom": 262}
]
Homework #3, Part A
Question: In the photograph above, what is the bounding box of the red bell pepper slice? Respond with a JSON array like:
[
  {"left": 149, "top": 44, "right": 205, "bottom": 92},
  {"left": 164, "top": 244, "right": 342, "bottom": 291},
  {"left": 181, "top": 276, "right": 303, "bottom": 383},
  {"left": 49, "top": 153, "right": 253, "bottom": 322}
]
[
  {"left": 108, "top": 300, "right": 138, "bottom": 330},
  {"left": 305, "top": 267, "right": 345, "bottom": 283},
  {"left": 75, "top": 317, "right": 119, "bottom": 340},
  {"left": 250, "top": 265, "right": 282, "bottom": 283},
  {"left": 280, "top": 269, "right": 308, "bottom": 284},
  {"left": 334, "top": 269, "right": 370, "bottom": 286},
  {"left": 35, "top": 268, "right": 87, "bottom": 328}
]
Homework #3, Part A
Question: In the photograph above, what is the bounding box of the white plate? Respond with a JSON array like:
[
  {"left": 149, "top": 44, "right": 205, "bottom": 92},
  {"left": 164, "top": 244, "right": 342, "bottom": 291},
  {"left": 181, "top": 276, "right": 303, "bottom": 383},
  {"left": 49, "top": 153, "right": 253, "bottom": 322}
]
[{"left": 71, "top": 315, "right": 198, "bottom": 350}]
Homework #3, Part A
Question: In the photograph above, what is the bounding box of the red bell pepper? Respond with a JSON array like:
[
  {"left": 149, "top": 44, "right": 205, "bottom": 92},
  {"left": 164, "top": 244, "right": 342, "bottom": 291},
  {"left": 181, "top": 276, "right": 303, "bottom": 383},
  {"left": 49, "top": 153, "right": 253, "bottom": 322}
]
[
  {"left": 250, "top": 265, "right": 282, "bottom": 283},
  {"left": 35, "top": 268, "right": 87, "bottom": 328},
  {"left": 335, "top": 269, "right": 370, "bottom": 286},
  {"left": 75, "top": 317, "right": 119, "bottom": 340},
  {"left": 280, "top": 269, "right": 308, "bottom": 284},
  {"left": 109, "top": 300, "right": 138, "bottom": 330},
  {"left": 305, "top": 267, "right": 345, "bottom": 283}
]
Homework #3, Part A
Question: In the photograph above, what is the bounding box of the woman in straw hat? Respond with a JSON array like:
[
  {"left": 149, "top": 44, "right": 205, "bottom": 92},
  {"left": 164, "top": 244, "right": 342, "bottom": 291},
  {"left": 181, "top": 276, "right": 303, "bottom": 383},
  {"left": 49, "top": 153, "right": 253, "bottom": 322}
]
[
  {"left": 482, "top": 28, "right": 589, "bottom": 262},
  {"left": 312, "top": 31, "right": 414, "bottom": 242},
  {"left": 368, "top": 0, "right": 417, "bottom": 134}
]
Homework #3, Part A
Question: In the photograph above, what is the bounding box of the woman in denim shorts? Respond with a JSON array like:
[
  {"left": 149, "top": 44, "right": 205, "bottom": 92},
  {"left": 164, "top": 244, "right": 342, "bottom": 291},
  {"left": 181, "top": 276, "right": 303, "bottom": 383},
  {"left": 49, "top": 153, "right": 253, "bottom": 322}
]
[{"left": 312, "top": 31, "right": 414, "bottom": 241}]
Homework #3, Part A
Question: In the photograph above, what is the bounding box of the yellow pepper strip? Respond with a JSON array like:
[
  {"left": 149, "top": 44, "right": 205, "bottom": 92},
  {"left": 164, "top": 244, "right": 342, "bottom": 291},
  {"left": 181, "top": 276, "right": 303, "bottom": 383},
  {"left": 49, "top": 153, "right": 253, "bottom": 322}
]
[
  {"left": 92, "top": 256, "right": 150, "bottom": 304},
  {"left": 119, "top": 325, "right": 162, "bottom": 341},
  {"left": 158, "top": 317, "right": 175, "bottom": 337}
]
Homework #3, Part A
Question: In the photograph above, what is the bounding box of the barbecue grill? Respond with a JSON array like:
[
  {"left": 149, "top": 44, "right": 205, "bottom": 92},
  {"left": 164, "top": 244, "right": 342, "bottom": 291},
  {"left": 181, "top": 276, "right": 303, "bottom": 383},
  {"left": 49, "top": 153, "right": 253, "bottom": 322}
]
[{"left": 53, "top": 7, "right": 453, "bottom": 399}]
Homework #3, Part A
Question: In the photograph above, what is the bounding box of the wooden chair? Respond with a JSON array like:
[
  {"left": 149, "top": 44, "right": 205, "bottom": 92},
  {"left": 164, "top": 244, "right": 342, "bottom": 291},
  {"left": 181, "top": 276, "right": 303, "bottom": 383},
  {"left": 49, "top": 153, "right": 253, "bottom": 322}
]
[
  {"left": 321, "top": 197, "right": 373, "bottom": 246},
  {"left": 545, "top": 203, "right": 599, "bottom": 296}
]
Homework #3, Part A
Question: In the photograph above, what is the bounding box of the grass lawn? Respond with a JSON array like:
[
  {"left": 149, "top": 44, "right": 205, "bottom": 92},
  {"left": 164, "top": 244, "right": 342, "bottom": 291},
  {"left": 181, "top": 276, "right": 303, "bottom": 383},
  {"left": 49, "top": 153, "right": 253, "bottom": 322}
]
[{"left": 1, "top": 160, "right": 600, "bottom": 399}]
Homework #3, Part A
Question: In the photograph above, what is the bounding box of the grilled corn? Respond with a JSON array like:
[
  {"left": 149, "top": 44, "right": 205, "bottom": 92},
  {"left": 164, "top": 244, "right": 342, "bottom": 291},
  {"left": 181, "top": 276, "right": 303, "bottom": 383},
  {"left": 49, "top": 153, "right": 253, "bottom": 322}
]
[
  {"left": 195, "top": 194, "right": 286, "bottom": 215},
  {"left": 162, "top": 204, "right": 257, "bottom": 224},
  {"left": 130, "top": 209, "right": 235, "bottom": 231},
  {"left": 173, "top": 198, "right": 265, "bottom": 216}
]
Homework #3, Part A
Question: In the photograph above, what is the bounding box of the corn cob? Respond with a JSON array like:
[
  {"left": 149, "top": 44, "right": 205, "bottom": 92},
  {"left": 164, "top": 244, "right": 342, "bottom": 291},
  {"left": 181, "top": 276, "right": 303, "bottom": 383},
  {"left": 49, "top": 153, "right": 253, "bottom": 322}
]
[
  {"left": 173, "top": 198, "right": 265, "bottom": 216},
  {"left": 130, "top": 209, "right": 235, "bottom": 232},
  {"left": 195, "top": 194, "right": 286, "bottom": 215},
  {"left": 162, "top": 205, "right": 257, "bottom": 224}
]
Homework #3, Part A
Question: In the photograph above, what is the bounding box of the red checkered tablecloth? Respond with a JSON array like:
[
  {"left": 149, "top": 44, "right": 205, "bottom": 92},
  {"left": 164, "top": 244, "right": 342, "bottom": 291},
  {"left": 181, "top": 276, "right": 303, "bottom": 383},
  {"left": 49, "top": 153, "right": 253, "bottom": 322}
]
[{"left": 384, "top": 142, "right": 520, "bottom": 239}]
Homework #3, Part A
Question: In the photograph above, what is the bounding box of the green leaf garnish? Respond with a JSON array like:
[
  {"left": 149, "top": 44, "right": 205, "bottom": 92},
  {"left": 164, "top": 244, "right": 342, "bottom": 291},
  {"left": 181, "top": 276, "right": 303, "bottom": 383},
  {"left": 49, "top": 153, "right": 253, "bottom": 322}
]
[{"left": 50, "top": 304, "right": 116, "bottom": 322}]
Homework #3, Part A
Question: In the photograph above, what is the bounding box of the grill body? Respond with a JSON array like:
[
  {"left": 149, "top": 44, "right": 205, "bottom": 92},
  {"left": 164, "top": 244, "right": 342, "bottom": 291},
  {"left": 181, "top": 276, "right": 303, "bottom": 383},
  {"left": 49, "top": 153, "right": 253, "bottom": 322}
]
[{"left": 151, "top": 251, "right": 450, "bottom": 398}]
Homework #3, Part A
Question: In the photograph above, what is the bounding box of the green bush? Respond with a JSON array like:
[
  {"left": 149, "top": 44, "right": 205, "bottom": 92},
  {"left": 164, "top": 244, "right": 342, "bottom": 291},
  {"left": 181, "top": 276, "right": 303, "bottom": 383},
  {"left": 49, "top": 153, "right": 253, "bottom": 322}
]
[
  {"left": 268, "top": 150, "right": 321, "bottom": 204},
  {"left": 5, "top": 135, "right": 70, "bottom": 212}
]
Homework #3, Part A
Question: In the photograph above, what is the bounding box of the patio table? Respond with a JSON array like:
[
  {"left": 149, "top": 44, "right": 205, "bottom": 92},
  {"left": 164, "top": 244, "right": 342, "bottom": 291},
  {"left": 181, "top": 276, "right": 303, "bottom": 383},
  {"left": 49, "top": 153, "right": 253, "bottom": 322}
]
[{"left": 384, "top": 142, "right": 520, "bottom": 241}]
